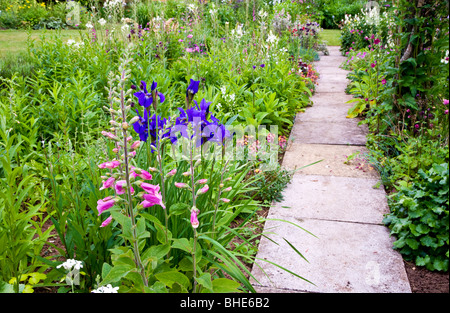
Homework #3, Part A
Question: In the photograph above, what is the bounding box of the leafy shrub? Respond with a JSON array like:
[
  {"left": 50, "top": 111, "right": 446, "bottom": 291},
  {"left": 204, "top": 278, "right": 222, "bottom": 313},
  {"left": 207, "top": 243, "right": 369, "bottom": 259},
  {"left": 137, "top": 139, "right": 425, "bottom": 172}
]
[
  {"left": 0, "top": 51, "right": 36, "bottom": 81},
  {"left": 249, "top": 166, "right": 294, "bottom": 205},
  {"left": 383, "top": 163, "right": 449, "bottom": 272},
  {"left": 33, "top": 16, "right": 67, "bottom": 30},
  {"left": 320, "top": 0, "right": 365, "bottom": 29}
]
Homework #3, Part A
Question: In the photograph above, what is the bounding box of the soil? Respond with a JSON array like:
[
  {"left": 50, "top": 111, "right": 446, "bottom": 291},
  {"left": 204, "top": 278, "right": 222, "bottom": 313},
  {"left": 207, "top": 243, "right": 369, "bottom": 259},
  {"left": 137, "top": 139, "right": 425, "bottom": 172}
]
[{"left": 403, "top": 260, "right": 449, "bottom": 293}]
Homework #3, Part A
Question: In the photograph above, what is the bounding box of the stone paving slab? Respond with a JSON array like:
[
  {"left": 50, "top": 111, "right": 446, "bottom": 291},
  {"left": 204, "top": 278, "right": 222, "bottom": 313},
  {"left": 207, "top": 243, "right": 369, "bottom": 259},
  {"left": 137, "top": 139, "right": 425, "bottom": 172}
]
[
  {"left": 295, "top": 105, "right": 353, "bottom": 123},
  {"left": 289, "top": 120, "right": 368, "bottom": 145},
  {"left": 282, "top": 143, "right": 378, "bottom": 178},
  {"left": 310, "top": 92, "right": 355, "bottom": 107},
  {"left": 250, "top": 217, "right": 412, "bottom": 293},
  {"left": 314, "top": 80, "right": 349, "bottom": 93},
  {"left": 268, "top": 175, "right": 388, "bottom": 224}
]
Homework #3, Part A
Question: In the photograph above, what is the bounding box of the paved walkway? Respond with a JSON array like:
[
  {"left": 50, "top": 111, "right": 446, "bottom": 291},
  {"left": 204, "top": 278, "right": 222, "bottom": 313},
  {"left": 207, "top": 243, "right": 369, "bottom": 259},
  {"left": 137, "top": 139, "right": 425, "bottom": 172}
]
[{"left": 250, "top": 46, "right": 411, "bottom": 293}]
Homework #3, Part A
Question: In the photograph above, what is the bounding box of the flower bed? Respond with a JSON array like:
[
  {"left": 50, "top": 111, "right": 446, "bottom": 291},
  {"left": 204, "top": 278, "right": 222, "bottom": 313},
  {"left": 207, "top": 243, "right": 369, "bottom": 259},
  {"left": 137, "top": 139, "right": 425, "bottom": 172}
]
[
  {"left": 339, "top": 1, "right": 449, "bottom": 273},
  {"left": 0, "top": 0, "right": 328, "bottom": 293}
]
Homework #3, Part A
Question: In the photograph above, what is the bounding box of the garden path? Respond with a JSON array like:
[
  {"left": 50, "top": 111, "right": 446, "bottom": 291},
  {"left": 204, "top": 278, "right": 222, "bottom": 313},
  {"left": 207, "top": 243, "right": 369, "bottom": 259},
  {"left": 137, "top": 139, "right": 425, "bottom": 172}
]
[{"left": 250, "top": 46, "right": 412, "bottom": 293}]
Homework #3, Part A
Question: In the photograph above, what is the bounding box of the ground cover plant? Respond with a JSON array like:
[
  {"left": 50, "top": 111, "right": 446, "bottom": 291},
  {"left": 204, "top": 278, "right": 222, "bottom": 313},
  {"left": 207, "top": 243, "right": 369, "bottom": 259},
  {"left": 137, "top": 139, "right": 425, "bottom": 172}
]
[
  {"left": 340, "top": 0, "right": 449, "bottom": 273},
  {"left": 0, "top": 0, "right": 327, "bottom": 293}
]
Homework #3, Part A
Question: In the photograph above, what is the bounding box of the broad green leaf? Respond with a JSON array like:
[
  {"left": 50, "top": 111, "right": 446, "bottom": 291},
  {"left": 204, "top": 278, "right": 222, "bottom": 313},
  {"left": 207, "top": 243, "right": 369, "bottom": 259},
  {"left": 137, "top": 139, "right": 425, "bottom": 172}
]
[
  {"left": 155, "top": 270, "right": 190, "bottom": 289},
  {"left": 0, "top": 281, "right": 14, "bottom": 293},
  {"left": 169, "top": 203, "right": 190, "bottom": 216},
  {"left": 195, "top": 273, "right": 213, "bottom": 292},
  {"left": 211, "top": 278, "right": 241, "bottom": 293},
  {"left": 110, "top": 210, "right": 132, "bottom": 240},
  {"left": 101, "top": 264, "right": 135, "bottom": 285},
  {"left": 172, "top": 238, "right": 192, "bottom": 254}
]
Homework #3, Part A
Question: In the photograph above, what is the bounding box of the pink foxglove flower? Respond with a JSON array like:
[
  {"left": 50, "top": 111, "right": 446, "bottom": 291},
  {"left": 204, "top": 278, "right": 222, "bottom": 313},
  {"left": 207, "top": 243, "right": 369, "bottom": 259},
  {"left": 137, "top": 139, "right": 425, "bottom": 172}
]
[
  {"left": 444, "top": 99, "right": 449, "bottom": 105},
  {"left": 175, "top": 182, "right": 189, "bottom": 189},
  {"left": 100, "top": 177, "right": 115, "bottom": 190},
  {"left": 97, "top": 197, "right": 116, "bottom": 215},
  {"left": 138, "top": 170, "right": 153, "bottom": 180},
  {"left": 223, "top": 186, "right": 232, "bottom": 192},
  {"left": 131, "top": 167, "right": 153, "bottom": 180},
  {"left": 166, "top": 168, "right": 177, "bottom": 177},
  {"left": 130, "top": 140, "right": 141, "bottom": 150},
  {"left": 220, "top": 198, "right": 230, "bottom": 203},
  {"left": 115, "top": 180, "right": 135, "bottom": 195},
  {"left": 142, "top": 193, "right": 165, "bottom": 209},
  {"left": 101, "top": 131, "right": 118, "bottom": 140},
  {"left": 98, "top": 160, "right": 121, "bottom": 169},
  {"left": 140, "top": 182, "right": 160, "bottom": 193},
  {"left": 190, "top": 209, "right": 199, "bottom": 229},
  {"left": 140, "top": 183, "right": 165, "bottom": 208},
  {"left": 197, "top": 184, "right": 209, "bottom": 195},
  {"left": 101, "top": 216, "right": 113, "bottom": 227},
  {"left": 196, "top": 179, "right": 208, "bottom": 184}
]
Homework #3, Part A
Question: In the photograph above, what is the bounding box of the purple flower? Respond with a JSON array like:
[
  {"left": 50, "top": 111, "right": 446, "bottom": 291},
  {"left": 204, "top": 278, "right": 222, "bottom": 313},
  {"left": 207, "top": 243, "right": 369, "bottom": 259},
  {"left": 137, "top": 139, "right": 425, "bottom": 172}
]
[
  {"left": 190, "top": 209, "right": 199, "bottom": 229},
  {"left": 100, "top": 216, "right": 113, "bottom": 227},
  {"left": 260, "top": 64, "right": 265, "bottom": 68},
  {"left": 97, "top": 197, "right": 116, "bottom": 216},
  {"left": 141, "top": 185, "right": 165, "bottom": 209},
  {"left": 133, "top": 81, "right": 165, "bottom": 108},
  {"left": 186, "top": 78, "right": 200, "bottom": 105}
]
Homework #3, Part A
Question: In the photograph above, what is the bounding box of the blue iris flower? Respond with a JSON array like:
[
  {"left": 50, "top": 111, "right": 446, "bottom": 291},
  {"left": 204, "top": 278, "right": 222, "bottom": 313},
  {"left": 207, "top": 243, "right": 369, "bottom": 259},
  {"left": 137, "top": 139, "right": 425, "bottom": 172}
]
[
  {"left": 132, "top": 108, "right": 170, "bottom": 151},
  {"left": 133, "top": 108, "right": 149, "bottom": 142},
  {"left": 172, "top": 98, "right": 230, "bottom": 147},
  {"left": 134, "top": 80, "right": 165, "bottom": 108},
  {"left": 186, "top": 79, "right": 200, "bottom": 106}
]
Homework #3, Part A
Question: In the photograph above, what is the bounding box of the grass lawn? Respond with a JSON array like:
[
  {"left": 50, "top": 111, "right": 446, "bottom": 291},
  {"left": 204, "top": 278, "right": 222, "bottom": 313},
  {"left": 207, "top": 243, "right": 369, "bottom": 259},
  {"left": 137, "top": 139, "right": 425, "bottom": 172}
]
[
  {"left": 0, "top": 29, "right": 84, "bottom": 57},
  {"left": 320, "top": 29, "right": 342, "bottom": 46}
]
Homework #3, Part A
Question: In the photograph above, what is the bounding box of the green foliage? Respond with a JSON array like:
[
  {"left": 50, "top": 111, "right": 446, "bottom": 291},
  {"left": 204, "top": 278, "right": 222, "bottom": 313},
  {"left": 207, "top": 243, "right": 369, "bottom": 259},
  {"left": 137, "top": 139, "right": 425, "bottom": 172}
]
[
  {"left": 383, "top": 163, "right": 449, "bottom": 272},
  {"left": 320, "top": 0, "right": 366, "bottom": 29},
  {"left": 0, "top": 0, "right": 319, "bottom": 293},
  {"left": 342, "top": 0, "right": 449, "bottom": 271},
  {"left": 33, "top": 17, "right": 67, "bottom": 30},
  {"left": 0, "top": 51, "right": 36, "bottom": 81},
  {"left": 0, "top": 10, "right": 22, "bottom": 29},
  {"left": 249, "top": 166, "right": 294, "bottom": 205},
  {"left": 0, "top": 116, "right": 50, "bottom": 293}
]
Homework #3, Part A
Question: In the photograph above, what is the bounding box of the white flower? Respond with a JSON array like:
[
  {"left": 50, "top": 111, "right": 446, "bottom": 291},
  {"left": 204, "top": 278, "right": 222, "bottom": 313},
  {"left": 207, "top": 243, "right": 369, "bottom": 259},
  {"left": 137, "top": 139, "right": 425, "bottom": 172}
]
[
  {"left": 98, "top": 18, "right": 106, "bottom": 26},
  {"left": 66, "top": 39, "right": 76, "bottom": 46},
  {"left": 91, "top": 284, "right": 119, "bottom": 293},
  {"left": 121, "top": 24, "right": 129, "bottom": 33},
  {"left": 258, "top": 9, "right": 268, "bottom": 19},
  {"left": 57, "top": 259, "right": 83, "bottom": 271},
  {"left": 104, "top": 0, "right": 124, "bottom": 8},
  {"left": 86, "top": 22, "right": 94, "bottom": 29},
  {"left": 231, "top": 24, "right": 245, "bottom": 39},
  {"left": 267, "top": 30, "right": 278, "bottom": 44},
  {"left": 187, "top": 4, "right": 196, "bottom": 12},
  {"left": 441, "top": 50, "right": 449, "bottom": 64}
]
